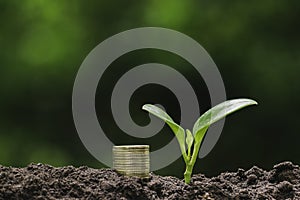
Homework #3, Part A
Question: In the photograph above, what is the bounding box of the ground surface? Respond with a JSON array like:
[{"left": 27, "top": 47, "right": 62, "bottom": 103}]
[{"left": 0, "top": 161, "right": 299, "bottom": 199}]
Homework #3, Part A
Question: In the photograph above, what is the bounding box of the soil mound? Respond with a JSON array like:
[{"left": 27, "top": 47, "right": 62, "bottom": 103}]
[{"left": 0, "top": 161, "right": 299, "bottom": 199}]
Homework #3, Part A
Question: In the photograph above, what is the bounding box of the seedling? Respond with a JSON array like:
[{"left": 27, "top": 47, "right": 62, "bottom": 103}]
[{"left": 142, "top": 98, "right": 257, "bottom": 184}]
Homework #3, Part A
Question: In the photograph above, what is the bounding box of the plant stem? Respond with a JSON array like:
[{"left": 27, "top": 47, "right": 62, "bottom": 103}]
[
  {"left": 184, "top": 141, "right": 201, "bottom": 184},
  {"left": 184, "top": 163, "right": 193, "bottom": 184}
]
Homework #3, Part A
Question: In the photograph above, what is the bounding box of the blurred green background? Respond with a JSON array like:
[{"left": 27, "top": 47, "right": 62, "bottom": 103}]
[{"left": 1, "top": 0, "right": 300, "bottom": 178}]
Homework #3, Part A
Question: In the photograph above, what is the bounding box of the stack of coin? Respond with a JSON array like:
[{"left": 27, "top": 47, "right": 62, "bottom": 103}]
[{"left": 113, "top": 145, "right": 150, "bottom": 178}]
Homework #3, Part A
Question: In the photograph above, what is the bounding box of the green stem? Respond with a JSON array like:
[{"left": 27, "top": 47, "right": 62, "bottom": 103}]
[
  {"left": 184, "top": 141, "right": 201, "bottom": 184},
  {"left": 190, "top": 141, "right": 201, "bottom": 166},
  {"left": 184, "top": 163, "right": 193, "bottom": 184}
]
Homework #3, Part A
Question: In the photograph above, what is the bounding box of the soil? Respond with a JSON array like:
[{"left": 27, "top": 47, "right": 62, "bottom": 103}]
[{"left": 0, "top": 161, "right": 299, "bottom": 200}]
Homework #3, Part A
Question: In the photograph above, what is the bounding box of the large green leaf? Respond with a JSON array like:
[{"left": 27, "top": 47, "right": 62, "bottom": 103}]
[
  {"left": 142, "top": 104, "right": 187, "bottom": 160},
  {"left": 193, "top": 98, "right": 258, "bottom": 137}
]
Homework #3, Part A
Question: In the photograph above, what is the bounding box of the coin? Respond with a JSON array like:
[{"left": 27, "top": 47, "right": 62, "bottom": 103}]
[{"left": 113, "top": 145, "right": 150, "bottom": 178}]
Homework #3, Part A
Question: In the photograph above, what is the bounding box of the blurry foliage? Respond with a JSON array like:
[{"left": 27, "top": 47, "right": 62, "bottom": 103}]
[{"left": 0, "top": 0, "right": 300, "bottom": 177}]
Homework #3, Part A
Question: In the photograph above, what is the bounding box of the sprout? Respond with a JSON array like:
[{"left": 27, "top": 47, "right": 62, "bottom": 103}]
[{"left": 142, "top": 98, "right": 258, "bottom": 184}]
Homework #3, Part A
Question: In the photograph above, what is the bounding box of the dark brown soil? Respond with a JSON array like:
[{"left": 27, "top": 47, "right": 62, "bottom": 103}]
[{"left": 0, "top": 161, "right": 299, "bottom": 199}]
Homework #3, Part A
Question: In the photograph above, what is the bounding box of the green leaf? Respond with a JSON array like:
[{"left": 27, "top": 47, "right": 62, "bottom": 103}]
[
  {"left": 193, "top": 98, "right": 258, "bottom": 137},
  {"left": 142, "top": 104, "right": 187, "bottom": 161},
  {"left": 194, "top": 126, "right": 209, "bottom": 144},
  {"left": 185, "top": 129, "right": 193, "bottom": 158}
]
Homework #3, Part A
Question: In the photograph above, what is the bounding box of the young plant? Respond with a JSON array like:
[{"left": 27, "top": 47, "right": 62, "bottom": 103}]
[{"left": 142, "top": 98, "right": 257, "bottom": 184}]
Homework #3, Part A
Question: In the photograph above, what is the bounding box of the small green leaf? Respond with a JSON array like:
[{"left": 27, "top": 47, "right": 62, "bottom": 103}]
[
  {"left": 185, "top": 129, "right": 193, "bottom": 158},
  {"left": 186, "top": 129, "right": 193, "bottom": 150},
  {"left": 193, "top": 98, "right": 258, "bottom": 137},
  {"left": 142, "top": 104, "right": 187, "bottom": 161}
]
